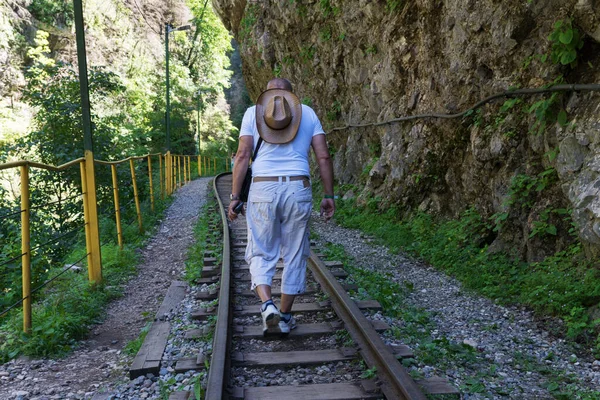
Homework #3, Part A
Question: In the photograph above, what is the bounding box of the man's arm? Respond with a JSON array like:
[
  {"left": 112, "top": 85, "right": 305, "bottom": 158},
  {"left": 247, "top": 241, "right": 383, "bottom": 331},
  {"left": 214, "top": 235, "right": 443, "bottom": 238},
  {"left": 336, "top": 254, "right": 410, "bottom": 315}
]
[
  {"left": 311, "top": 134, "right": 335, "bottom": 221},
  {"left": 228, "top": 135, "right": 253, "bottom": 221}
]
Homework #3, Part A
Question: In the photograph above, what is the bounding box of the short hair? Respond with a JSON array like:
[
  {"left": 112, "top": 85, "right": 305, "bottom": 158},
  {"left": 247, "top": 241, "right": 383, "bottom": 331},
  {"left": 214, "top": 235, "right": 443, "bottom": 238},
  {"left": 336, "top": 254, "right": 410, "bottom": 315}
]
[{"left": 266, "top": 78, "right": 293, "bottom": 92}]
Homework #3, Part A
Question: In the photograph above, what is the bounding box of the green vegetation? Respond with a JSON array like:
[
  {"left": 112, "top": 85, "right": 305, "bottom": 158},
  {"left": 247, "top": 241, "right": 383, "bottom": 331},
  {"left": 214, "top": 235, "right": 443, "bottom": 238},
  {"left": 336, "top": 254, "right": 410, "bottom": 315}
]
[
  {"left": 0, "top": 0, "right": 235, "bottom": 361},
  {"left": 329, "top": 191, "right": 600, "bottom": 356},
  {"left": 300, "top": 45, "right": 316, "bottom": 63},
  {"left": 239, "top": 4, "right": 259, "bottom": 43},
  {"left": 301, "top": 97, "right": 313, "bottom": 106},
  {"left": 326, "top": 100, "right": 342, "bottom": 121},
  {"left": 123, "top": 320, "right": 152, "bottom": 355},
  {"left": 528, "top": 92, "right": 564, "bottom": 135},
  {"left": 320, "top": 234, "right": 600, "bottom": 398},
  {"left": 549, "top": 19, "right": 584, "bottom": 67},
  {"left": 360, "top": 366, "right": 377, "bottom": 379},
  {"left": 28, "top": 0, "right": 74, "bottom": 26},
  {"left": 319, "top": 26, "right": 332, "bottom": 41},
  {"left": 365, "top": 45, "right": 378, "bottom": 56},
  {"left": 335, "top": 329, "right": 355, "bottom": 347},
  {"left": 0, "top": 188, "right": 171, "bottom": 361},
  {"left": 386, "top": 0, "right": 403, "bottom": 12},
  {"left": 184, "top": 196, "right": 221, "bottom": 283},
  {"left": 319, "top": 0, "right": 340, "bottom": 18},
  {"left": 273, "top": 63, "right": 282, "bottom": 78},
  {"left": 491, "top": 167, "right": 559, "bottom": 232}
]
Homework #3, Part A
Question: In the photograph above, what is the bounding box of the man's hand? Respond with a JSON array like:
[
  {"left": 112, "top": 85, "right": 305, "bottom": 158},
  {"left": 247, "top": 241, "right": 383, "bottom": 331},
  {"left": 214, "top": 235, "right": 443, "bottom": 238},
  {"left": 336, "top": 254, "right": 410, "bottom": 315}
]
[
  {"left": 228, "top": 200, "right": 243, "bottom": 221},
  {"left": 320, "top": 198, "right": 335, "bottom": 222}
]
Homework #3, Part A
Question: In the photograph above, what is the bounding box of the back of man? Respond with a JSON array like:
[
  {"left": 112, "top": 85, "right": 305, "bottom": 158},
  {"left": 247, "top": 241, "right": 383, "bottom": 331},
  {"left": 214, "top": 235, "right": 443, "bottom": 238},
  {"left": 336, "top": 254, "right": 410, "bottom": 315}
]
[{"left": 228, "top": 78, "right": 335, "bottom": 336}]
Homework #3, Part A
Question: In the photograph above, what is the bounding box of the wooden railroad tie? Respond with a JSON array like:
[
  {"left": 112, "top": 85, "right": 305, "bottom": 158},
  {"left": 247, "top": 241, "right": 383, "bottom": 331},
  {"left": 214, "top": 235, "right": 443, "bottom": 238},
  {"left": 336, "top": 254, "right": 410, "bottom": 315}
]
[
  {"left": 233, "top": 285, "right": 359, "bottom": 297},
  {"left": 234, "top": 269, "right": 348, "bottom": 281},
  {"left": 190, "top": 300, "right": 381, "bottom": 321},
  {"left": 233, "top": 320, "right": 390, "bottom": 339},
  {"left": 232, "top": 348, "right": 358, "bottom": 367},
  {"left": 230, "top": 381, "right": 382, "bottom": 400},
  {"left": 173, "top": 349, "right": 207, "bottom": 373},
  {"left": 194, "top": 287, "right": 219, "bottom": 300},
  {"left": 130, "top": 280, "right": 188, "bottom": 379}
]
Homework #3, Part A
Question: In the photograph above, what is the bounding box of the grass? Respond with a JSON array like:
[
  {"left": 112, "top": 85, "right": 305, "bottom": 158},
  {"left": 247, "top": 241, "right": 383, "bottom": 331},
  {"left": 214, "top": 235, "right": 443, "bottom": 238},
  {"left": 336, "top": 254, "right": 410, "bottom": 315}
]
[
  {"left": 328, "top": 192, "right": 600, "bottom": 353},
  {"left": 162, "top": 187, "right": 220, "bottom": 399},
  {"left": 184, "top": 195, "right": 221, "bottom": 283},
  {"left": 313, "top": 186, "right": 600, "bottom": 397},
  {"left": 123, "top": 319, "right": 152, "bottom": 355},
  {"left": 0, "top": 193, "right": 172, "bottom": 362}
]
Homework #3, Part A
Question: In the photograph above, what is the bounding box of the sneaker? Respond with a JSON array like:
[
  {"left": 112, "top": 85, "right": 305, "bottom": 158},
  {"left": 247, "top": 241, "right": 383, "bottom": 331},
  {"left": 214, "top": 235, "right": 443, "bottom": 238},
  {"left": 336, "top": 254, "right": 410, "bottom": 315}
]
[
  {"left": 261, "top": 301, "right": 280, "bottom": 335},
  {"left": 278, "top": 313, "right": 297, "bottom": 334}
]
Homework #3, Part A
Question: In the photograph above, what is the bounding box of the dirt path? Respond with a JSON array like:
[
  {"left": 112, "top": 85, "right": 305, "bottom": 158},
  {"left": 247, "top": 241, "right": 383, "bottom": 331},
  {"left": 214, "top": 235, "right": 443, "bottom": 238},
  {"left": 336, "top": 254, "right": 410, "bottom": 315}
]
[{"left": 0, "top": 178, "right": 212, "bottom": 400}]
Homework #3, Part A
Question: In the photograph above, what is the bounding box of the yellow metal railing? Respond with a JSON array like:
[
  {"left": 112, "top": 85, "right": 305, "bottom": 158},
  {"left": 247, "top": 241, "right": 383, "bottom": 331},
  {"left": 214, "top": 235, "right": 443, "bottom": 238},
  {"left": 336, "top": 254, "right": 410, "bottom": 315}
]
[{"left": 0, "top": 152, "right": 230, "bottom": 333}]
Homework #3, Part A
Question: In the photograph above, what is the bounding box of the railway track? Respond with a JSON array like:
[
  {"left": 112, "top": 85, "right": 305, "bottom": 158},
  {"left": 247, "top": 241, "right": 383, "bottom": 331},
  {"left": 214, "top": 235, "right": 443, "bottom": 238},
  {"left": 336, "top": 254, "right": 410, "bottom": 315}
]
[{"left": 167, "top": 173, "right": 458, "bottom": 399}]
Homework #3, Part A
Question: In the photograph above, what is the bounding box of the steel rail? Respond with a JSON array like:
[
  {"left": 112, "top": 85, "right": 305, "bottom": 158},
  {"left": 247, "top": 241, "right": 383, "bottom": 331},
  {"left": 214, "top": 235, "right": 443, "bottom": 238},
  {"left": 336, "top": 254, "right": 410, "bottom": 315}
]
[
  {"left": 308, "top": 250, "right": 427, "bottom": 400},
  {"left": 204, "top": 173, "right": 232, "bottom": 400}
]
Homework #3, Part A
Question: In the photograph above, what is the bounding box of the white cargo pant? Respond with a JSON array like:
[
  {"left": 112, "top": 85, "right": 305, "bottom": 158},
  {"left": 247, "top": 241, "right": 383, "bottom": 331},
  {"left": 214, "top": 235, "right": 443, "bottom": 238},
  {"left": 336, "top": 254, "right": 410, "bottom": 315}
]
[{"left": 245, "top": 177, "right": 312, "bottom": 295}]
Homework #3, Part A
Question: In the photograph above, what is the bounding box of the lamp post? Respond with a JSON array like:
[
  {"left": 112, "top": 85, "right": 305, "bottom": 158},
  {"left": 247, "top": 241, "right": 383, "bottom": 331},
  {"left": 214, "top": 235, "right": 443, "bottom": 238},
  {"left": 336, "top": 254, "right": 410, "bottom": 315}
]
[
  {"left": 165, "top": 23, "right": 191, "bottom": 152},
  {"left": 196, "top": 95, "right": 202, "bottom": 155}
]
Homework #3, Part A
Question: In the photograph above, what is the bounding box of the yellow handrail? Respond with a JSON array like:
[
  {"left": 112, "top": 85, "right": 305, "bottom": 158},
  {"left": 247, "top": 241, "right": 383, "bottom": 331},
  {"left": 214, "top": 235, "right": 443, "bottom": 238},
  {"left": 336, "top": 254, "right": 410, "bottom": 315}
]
[
  {"left": 129, "top": 159, "right": 143, "bottom": 233},
  {"left": 0, "top": 150, "right": 228, "bottom": 332},
  {"left": 111, "top": 164, "right": 123, "bottom": 249},
  {"left": 0, "top": 158, "right": 85, "bottom": 172}
]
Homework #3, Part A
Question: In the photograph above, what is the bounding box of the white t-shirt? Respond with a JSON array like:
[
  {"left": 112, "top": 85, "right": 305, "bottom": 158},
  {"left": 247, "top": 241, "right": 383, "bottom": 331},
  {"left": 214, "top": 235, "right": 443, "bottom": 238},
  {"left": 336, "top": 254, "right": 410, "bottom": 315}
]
[{"left": 239, "top": 104, "right": 325, "bottom": 177}]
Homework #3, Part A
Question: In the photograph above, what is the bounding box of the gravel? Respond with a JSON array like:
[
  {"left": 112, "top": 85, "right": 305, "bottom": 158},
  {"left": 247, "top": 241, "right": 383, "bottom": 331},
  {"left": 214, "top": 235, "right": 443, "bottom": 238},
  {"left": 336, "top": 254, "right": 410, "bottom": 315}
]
[
  {"left": 4, "top": 178, "right": 599, "bottom": 399},
  {"left": 311, "top": 214, "right": 600, "bottom": 399},
  {"left": 0, "top": 178, "right": 212, "bottom": 400}
]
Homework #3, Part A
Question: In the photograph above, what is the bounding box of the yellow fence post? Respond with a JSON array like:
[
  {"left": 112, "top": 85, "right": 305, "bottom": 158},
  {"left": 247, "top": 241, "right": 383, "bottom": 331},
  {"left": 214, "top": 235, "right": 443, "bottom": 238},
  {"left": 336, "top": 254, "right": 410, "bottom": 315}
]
[
  {"left": 159, "top": 154, "right": 164, "bottom": 200},
  {"left": 174, "top": 156, "right": 178, "bottom": 189},
  {"left": 20, "top": 164, "right": 31, "bottom": 333},
  {"left": 129, "top": 159, "right": 143, "bottom": 233},
  {"left": 187, "top": 156, "right": 191, "bottom": 181},
  {"left": 183, "top": 156, "right": 187, "bottom": 183},
  {"left": 148, "top": 155, "right": 154, "bottom": 212},
  {"left": 170, "top": 152, "right": 174, "bottom": 194},
  {"left": 172, "top": 154, "right": 177, "bottom": 192},
  {"left": 166, "top": 151, "right": 171, "bottom": 195},
  {"left": 173, "top": 154, "right": 177, "bottom": 191},
  {"left": 178, "top": 156, "right": 183, "bottom": 188},
  {"left": 203, "top": 156, "right": 207, "bottom": 176},
  {"left": 197, "top": 155, "right": 201, "bottom": 176},
  {"left": 111, "top": 164, "right": 123, "bottom": 249},
  {"left": 79, "top": 159, "right": 102, "bottom": 283},
  {"left": 164, "top": 153, "right": 168, "bottom": 196}
]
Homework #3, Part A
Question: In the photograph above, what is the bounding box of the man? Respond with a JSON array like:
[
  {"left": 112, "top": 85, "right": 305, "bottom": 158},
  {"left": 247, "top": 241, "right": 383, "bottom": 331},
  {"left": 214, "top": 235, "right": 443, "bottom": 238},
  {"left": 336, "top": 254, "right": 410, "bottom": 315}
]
[{"left": 228, "top": 78, "right": 335, "bottom": 335}]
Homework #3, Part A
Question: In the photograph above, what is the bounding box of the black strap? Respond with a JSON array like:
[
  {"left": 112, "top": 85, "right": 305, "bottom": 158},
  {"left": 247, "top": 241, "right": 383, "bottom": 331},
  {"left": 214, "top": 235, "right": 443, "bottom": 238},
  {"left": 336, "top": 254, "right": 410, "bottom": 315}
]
[{"left": 251, "top": 137, "right": 263, "bottom": 162}]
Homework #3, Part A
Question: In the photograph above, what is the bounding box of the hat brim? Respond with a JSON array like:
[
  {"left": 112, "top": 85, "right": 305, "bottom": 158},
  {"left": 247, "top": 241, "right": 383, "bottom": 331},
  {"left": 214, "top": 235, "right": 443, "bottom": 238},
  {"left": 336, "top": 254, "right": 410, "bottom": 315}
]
[{"left": 256, "top": 89, "right": 302, "bottom": 144}]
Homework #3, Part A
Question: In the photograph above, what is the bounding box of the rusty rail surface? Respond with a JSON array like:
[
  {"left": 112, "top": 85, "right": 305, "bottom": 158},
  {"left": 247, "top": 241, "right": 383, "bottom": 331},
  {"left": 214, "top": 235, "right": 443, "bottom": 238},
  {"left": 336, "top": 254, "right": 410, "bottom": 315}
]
[
  {"left": 309, "top": 253, "right": 427, "bottom": 400},
  {"left": 207, "top": 172, "right": 429, "bottom": 399},
  {"left": 204, "top": 173, "right": 233, "bottom": 400}
]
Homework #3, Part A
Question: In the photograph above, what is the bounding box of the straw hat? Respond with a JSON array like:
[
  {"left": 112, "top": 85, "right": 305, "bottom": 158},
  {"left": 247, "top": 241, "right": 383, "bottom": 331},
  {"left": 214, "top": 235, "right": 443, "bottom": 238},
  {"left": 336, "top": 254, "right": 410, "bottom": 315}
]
[{"left": 255, "top": 88, "right": 302, "bottom": 144}]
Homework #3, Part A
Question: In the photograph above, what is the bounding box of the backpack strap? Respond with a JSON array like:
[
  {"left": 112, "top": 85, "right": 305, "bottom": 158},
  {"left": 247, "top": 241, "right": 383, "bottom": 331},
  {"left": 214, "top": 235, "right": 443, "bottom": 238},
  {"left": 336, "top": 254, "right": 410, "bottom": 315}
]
[{"left": 251, "top": 137, "right": 263, "bottom": 162}]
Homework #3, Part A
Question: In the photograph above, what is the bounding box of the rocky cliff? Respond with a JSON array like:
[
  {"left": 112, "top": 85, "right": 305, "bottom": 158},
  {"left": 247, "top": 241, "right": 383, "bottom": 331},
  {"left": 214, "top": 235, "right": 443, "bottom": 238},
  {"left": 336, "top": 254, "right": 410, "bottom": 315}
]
[{"left": 213, "top": 0, "right": 600, "bottom": 261}]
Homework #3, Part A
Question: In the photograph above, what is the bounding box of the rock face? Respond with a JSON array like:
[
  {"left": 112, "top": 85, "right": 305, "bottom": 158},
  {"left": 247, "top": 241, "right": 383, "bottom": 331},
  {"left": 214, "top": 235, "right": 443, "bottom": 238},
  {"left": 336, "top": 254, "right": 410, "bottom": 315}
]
[{"left": 213, "top": 0, "right": 600, "bottom": 260}]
